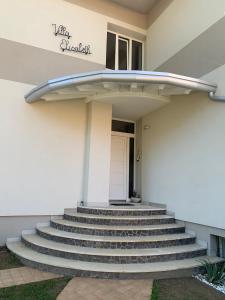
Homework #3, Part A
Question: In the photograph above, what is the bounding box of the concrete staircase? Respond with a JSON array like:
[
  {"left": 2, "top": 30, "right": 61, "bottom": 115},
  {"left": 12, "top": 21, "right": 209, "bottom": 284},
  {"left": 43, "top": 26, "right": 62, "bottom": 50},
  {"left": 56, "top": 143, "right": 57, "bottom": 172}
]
[{"left": 7, "top": 205, "right": 223, "bottom": 279}]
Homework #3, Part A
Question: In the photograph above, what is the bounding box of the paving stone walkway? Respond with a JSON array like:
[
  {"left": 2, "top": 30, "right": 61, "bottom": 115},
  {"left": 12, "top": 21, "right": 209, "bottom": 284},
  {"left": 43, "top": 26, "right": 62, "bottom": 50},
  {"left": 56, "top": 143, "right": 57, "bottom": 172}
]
[
  {"left": 0, "top": 266, "right": 153, "bottom": 299},
  {"left": 57, "top": 277, "right": 153, "bottom": 300},
  {"left": 0, "top": 267, "right": 61, "bottom": 288}
]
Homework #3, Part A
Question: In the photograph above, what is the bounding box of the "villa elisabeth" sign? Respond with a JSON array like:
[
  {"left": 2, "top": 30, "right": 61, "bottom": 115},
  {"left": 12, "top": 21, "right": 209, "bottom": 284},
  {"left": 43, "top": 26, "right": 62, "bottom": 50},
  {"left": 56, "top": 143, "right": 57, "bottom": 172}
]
[{"left": 52, "top": 24, "right": 92, "bottom": 55}]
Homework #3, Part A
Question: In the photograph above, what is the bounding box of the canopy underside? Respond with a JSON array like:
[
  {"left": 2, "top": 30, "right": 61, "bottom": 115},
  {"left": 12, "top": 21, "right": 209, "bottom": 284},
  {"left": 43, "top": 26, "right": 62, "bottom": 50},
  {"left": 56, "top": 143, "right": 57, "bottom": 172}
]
[{"left": 25, "top": 70, "right": 217, "bottom": 120}]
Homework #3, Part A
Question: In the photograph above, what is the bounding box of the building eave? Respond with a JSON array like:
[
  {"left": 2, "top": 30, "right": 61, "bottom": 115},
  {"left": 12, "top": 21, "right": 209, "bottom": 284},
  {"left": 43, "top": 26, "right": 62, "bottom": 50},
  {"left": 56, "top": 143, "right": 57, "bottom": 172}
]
[{"left": 24, "top": 70, "right": 217, "bottom": 103}]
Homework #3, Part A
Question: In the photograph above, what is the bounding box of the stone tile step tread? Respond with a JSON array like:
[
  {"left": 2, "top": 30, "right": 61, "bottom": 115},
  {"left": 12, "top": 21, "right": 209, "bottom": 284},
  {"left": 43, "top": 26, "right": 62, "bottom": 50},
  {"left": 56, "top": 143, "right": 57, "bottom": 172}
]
[
  {"left": 37, "top": 225, "right": 194, "bottom": 242},
  {"left": 75, "top": 206, "right": 165, "bottom": 211},
  {"left": 51, "top": 218, "right": 181, "bottom": 230},
  {"left": 64, "top": 212, "right": 172, "bottom": 220},
  {"left": 7, "top": 241, "right": 223, "bottom": 273},
  {"left": 23, "top": 233, "right": 206, "bottom": 256}
]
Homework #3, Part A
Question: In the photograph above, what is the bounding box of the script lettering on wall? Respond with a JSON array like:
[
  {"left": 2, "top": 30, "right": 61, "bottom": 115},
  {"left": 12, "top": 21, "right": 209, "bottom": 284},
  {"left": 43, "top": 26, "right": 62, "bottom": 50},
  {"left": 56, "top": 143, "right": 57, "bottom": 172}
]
[{"left": 52, "top": 24, "right": 92, "bottom": 55}]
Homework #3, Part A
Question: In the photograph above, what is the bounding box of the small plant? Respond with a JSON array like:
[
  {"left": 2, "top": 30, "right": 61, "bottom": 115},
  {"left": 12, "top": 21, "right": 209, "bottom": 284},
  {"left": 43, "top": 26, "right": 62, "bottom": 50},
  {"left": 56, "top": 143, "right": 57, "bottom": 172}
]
[
  {"left": 131, "top": 190, "right": 141, "bottom": 203},
  {"left": 132, "top": 190, "right": 137, "bottom": 197},
  {"left": 200, "top": 259, "right": 225, "bottom": 285},
  {"left": 132, "top": 190, "right": 140, "bottom": 198}
]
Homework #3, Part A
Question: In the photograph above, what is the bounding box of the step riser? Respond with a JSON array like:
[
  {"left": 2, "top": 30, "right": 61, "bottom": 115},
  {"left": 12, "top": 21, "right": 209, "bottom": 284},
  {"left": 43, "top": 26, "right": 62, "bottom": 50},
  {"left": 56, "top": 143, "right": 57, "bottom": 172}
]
[
  {"left": 6, "top": 203, "right": 219, "bottom": 280},
  {"left": 22, "top": 237, "right": 207, "bottom": 264},
  {"left": 64, "top": 214, "right": 175, "bottom": 226},
  {"left": 17, "top": 256, "right": 205, "bottom": 279},
  {"left": 50, "top": 220, "right": 185, "bottom": 236},
  {"left": 77, "top": 207, "right": 166, "bottom": 216},
  {"left": 37, "top": 229, "right": 196, "bottom": 249}
]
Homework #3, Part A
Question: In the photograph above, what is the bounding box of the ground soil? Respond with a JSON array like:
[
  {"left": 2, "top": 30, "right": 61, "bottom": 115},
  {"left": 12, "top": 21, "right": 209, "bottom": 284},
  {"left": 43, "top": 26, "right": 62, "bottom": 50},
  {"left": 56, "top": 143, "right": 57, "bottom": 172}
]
[
  {"left": 152, "top": 277, "right": 225, "bottom": 300},
  {"left": 0, "top": 247, "right": 23, "bottom": 270}
]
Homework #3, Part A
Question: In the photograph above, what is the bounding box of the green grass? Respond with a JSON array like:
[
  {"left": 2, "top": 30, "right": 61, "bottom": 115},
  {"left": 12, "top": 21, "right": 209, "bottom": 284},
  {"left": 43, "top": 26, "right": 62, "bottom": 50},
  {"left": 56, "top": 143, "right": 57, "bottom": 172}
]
[
  {"left": 0, "top": 277, "right": 71, "bottom": 300},
  {"left": 151, "top": 281, "right": 159, "bottom": 300},
  {"left": 0, "top": 248, "right": 23, "bottom": 270},
  {"left": 151, "top": 278, "right": 225, "bottom": 300}
]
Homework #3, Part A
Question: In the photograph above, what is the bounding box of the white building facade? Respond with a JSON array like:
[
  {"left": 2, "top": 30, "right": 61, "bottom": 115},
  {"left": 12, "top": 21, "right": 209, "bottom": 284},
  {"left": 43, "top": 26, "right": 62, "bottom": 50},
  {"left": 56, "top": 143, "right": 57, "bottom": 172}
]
[{"left": 1, "top": 0, "right": 225, "bottom": 261}]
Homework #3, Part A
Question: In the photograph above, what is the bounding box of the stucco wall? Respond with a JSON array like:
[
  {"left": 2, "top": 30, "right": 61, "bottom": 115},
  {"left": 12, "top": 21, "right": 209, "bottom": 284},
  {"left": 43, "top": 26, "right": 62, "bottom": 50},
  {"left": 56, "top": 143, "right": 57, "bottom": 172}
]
[
  {"left": 202, "top": 63, "right": 225, "bottom": 96},
  {"left": 0, "top": 0, "right": 107, "bottom": 65},
  {"left": 0, "top": 0, "right": 145, "bottom": 69},
  {"left": 145, "top": 0, "right": 225, "bottom": 70},
  {"left": 135, "top": 119, "right": 142, "bottom": 196},
  {"left": 0, "top": 216, "right": 52, "bottom": 246},
  {"left": 0, "top": 79, "right": 86, "bottom": 216},
  {"left": 142, "top": 92, "right": 225, "bottom": 230},
  {"left": 0, "top": 0, "right": 147, "bottom": 218},
  {"left": 84, "top": 102, "right": 112, "bottom": 205}
]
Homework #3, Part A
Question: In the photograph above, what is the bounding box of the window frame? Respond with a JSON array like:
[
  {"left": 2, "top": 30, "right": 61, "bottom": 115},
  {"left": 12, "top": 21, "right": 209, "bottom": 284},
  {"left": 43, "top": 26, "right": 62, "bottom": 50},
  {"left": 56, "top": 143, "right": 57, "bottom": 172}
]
[
  {"left": 118, "top": 37, "right": 129, "bottom": 70},
  {"left": 107, "top": 30, "right": 144, "bottom": 71}
]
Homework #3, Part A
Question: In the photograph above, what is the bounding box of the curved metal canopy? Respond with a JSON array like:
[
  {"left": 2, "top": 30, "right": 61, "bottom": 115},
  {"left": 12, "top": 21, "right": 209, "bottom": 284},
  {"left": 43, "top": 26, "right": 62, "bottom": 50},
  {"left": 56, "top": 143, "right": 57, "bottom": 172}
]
[{"left": 25, "top": 70, "right": 217, "bottom": 103}]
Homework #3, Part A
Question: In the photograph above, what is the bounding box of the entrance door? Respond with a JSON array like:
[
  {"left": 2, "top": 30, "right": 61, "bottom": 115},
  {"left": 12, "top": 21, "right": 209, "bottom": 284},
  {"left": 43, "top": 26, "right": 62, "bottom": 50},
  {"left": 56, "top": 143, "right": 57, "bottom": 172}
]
[{"left": 109, "top": 135, "right": 128, "bottom": 200}]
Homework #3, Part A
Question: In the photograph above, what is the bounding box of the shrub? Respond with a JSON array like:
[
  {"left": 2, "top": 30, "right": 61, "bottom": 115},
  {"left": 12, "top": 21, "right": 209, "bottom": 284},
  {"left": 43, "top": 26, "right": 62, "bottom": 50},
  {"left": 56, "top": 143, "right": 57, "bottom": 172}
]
[{"left": 200, "top": 259, "right": 225, "bottom": 285}]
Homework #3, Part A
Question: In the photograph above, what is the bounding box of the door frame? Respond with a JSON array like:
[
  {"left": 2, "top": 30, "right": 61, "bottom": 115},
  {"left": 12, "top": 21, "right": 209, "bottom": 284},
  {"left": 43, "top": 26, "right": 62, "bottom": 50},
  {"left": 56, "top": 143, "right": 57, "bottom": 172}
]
[{"left": 111, "top": 128, "right": 136, "bottom": 200}]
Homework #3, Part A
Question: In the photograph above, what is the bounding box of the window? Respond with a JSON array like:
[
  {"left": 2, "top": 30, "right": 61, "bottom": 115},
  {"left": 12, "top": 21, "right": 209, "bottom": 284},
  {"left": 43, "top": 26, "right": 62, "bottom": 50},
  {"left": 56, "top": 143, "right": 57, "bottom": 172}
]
[
  {"left": 215, "top": 236, "right": 225, "bottom": 258},
  {"left": 132, "top": 40, "right": 143, "bottom": 70},
  {"left": 106, "top": 32, "right": 116, "bottom": 70},
  {"left": 112, "top": 119, "right": 135, "bottom": 134},
  {"left": 106, "top": 31, "right": 143, "bottom": 70},
  {"left": 211, "top": 235, "right": 225, "bottom": 257},
  {"left": 118, "top": 37, "right": 128, "bottom": 70}
]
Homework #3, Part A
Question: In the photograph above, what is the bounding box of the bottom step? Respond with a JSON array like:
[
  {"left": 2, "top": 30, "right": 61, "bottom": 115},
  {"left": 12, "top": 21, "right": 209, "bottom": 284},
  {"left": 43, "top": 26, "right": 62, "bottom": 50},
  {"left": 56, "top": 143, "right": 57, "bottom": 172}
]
[{"left": 7, "top": 240, "right": 223, "bottom": 280}]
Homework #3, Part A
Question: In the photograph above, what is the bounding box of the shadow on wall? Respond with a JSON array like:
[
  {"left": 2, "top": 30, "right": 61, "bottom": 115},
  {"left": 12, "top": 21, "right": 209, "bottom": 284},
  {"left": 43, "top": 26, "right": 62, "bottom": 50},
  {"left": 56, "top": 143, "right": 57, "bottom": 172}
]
[
  {"left": 142, "top": 92, "right": 225, "bottom": 228},
  {"left": 143, "top": 92, "right": 213, "bottom": 147},
  {"left": 29, "top": 99, "right": 86, "bottom": 129}
]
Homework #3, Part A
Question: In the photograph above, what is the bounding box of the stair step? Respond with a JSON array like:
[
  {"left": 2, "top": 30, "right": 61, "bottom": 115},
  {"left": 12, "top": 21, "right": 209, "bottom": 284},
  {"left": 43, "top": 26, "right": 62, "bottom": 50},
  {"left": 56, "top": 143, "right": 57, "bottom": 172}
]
[
  {"left": 7, "top": 240, "right": 223, "bottom": 279},
  {"left": 22, "top": 233, "right": 207, "bottom": 264},
  {"left": 64, "top": 212, "right": 174, "bottom": 226},
  {"left": 76, "top": 206, "right": 166, "bottom": 216},
  {"left": 37, "top": 225, "right": 196, "bottom": 249},
  {"left": 51, "top": 218, "right": 185, "bottom": 236}
]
